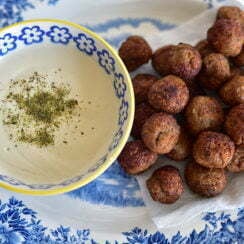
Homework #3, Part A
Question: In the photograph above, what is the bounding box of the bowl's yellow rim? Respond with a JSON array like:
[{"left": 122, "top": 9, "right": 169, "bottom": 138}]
[{"left": 0, "top": 19, "right": 134, "bottom": 196}]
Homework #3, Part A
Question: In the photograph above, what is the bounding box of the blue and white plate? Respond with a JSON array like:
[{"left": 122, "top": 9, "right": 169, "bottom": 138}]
[{"left": 0, "top": 0, "right": 243, "bottom": 243}]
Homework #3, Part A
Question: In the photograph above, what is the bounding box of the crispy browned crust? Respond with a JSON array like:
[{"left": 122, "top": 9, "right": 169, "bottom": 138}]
[
  {"left": 224, "top": 104, "right": 244, "bottom": 145},
  {"left": 193, "top": 131, "right": 235, "bottom": 168},
  {"left": 152, "top": 43, "right": 202, "bottom": 80},
  {"left": 132, "top": 74, "right": 158, "bottom": 104},
  {"left": 226, "top": 144, "right": 244, "bottom": 172},
  {"left": 147, "top": 165, "right": 184, "bottom": 204},
  {"left": 198, "top": 53, "right": 230, "bottom": 90},
  {"left": 195, "top": 39, "right": 214, "bottom": 58},
  {"left": 185, "top": 96, "right": 224, "bottom": 135},
  {"left": 148, "top": 75, "right": 189, "bottom": 113},
  {"left": 141, "top": 112, "right": 180, "bottom": 154},
  {"left": 118, "top": 140, "right": 158, "bottom": 175},
  {"left": 131, "top": 103, "right": 155, "bottom": 139},
  {"left": 217, "top": 6, "right": 244, "bottom": 26},
  {"left": 119, "top": 36, "right": 152, "bottom": 72},
  {"left": 185, "top": 161, "right": 227, "bottom": 197},
  {"left": 219, "top": 75, "right": 244, "bottom": 105},
  {"left": 166, "top": 129, "right": 192, "bottom": 161},
  {"left": 207, "top": 19, "right": 243, "bottom": 57}
]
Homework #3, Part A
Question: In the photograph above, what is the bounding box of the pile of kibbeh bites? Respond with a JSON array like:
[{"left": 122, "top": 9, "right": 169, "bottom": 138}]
[{"left": 117, "top": 6, "right": 244, "bottom": 205}]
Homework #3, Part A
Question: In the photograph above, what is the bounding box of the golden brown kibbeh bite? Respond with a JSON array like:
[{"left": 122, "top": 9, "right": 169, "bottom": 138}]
[
  {"left": 118, "top": 140, "right": 158, "bottom": 175},
  {"left": 226, "top": 144, "right": 244, "bottom": 173},
  {"left": 195, "top": 39, "right": 214, "bottom": 58},
  {"left": 185, "top": 96, "right": 224, "bottom": 135},
  {"left": 207, "top": 19, "right": 243, "bottom": 57},
  {"left": 166, "top": 130, "right": 192, "bottom": 161},
  {"left": 148, "top": 75, "right": 189, "bottom": 114},
  {"left": 119, "top": 36, "right": 152, "bottom": 72},
  {"left": 185, "top": 161, "right": 227, "bottom": 197},
  {"left": 152, "top": 43, "right": 202, "bottom": 80},
  {"left": 217, "top": 6, "right": 244, "bottom": 26},
  {"left": 219, "top": 75, "right": 244, "bottom": 105},
  {"left": 198, "top": 53, "right": 230, "bottom": 90},
  {"left": 147, "top": 165, "right": 184, "bottom": 204},
  {"left": 131, "top": 103, "right": 155, "bottom": 139},
  {"left": 193, "top": 131, "right": 235, "bottom": 169},
  {"left": 141, "top": 113, "right": 180, "bottom": 154},
  {"left": 132, "top": 74, "right": 158, "bottom": 104},
  {"left": 224, "top": 104, "right": 244, "bottom": 145}
]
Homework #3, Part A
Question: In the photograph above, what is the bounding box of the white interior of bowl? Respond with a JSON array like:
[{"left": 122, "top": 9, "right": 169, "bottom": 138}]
[{"left": 0, "top": 20, "right": 133, "bottom": 192}]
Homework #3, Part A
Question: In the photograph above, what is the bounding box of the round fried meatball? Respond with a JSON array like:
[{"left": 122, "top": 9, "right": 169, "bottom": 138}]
[
  {"left": 147, "top": 165, "right": 184, "bottom": 204},
  {"left": 232, "top": 47, "right": 244, "bottom": 67},
  {"left": 132, "top": 74, "right": 158, "bottom": 104},
  {"left": 131, "top": 103, "right": 155, "bottom": 139},
  {"left": 152, "top": 45, "right": 175, "bottom": 76},
  {"left": 207, "top": 19, "right": 243, "bottom": 57},
  {"left": 118, "top": 140, "right": 158, "bottom": 175},
  {"left": 185, "top": 161, "right": 227, "bottom": 197},
  {"left": 119, "top": 36, "right": 152, "bottom": 72},
  {"left": 219, "top": 75, "right": 244, "bottom": 105},
  {"left": 166, "top": 130, "right": 192, "bottom": 161},
  {"left": 142, "top": 113, "right": 180, "bottom": 154},
  {"left": 227, "top": 144, "right": 244, "bottom": 172},
  {"left": 217, "top": 6, "right": 244, "bottom": 26},
  {"left": 193, "top": 131, "right": 235, "bottom": 169},
  {"left": 198, "top": 53, "right": 230, "bottom": 90},
  {"left": 224, "top": 104, "right": 244, "bottom": 145},
  {"left": 148, "top": 75, "right": 189, "bottom": 113},
  {"left": 185, "top": 96, "right": 224, "bottom": 135},
  {"left": 152, "top": 43, "right": 202, "bottom": 80},
  {"left": 195, "top": 39, "right": 214, "bottom": 58}
]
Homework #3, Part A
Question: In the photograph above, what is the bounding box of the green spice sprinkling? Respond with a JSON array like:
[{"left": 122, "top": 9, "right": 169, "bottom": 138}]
[{"left": 1, "top": 72, "right": 79, "bottom": 147}]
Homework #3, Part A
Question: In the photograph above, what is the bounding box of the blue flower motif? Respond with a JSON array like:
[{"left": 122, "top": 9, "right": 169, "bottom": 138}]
[
  {"left": 74, "top": 33, "right": 96, "bottom": 55},
  {"left": 0, "top": 33, "right": 17, "bottom": 56},
  {"left": 19, "top": 26, "right": 45, "bottom": 45},
  {"left": 46, "top": 25, "right": 72, "bottom": 44},
  {"left": 114, "top": 73, "right": 126, "bottom": 98},
  {"left": 119, "top": 100, "right": 129, "bottom": 126},
  {"left": 109, "top": 128, "right": 123, "bottom": 151},
  {"left": 147, "top": 231, "right": 168, "bottom": 244},
  {"left": 97, "top": 49, "right": 115, "bottom": 74}
]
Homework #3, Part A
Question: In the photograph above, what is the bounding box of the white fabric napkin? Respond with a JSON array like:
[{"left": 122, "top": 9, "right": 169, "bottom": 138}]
[{"left": 136, "top": 0, "right": 244, "bottom": 230}]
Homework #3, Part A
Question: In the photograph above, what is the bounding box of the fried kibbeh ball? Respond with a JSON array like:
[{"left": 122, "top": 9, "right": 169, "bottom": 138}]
[
  {"left": 199, "top": 53, "right": 230, "bottom": 90},
  {"left": 224, "top": 104, "right": 244, "bottom": 145},
  {"left": 152, "top": 43, "right": 202, "bottom": 80},
  {"left": 152, "top": 45, "right": 175, "bottom": 76},
  {"left": 147, "top": 165, "right": 184, "bottom": 204},
  {"left": 166, "top": 130, "right": 192, "bottom": 161},
  {"left": 148, "top": 75, "right": 189, "bottom": 113},
  {"left": 193, "top": 131, "right": 235, "bottom": 169},
  {"left": 132, "top": 74, "right": 158, "bottom": 104},
  {"left": 195, "top": 39, "right": 214, "bottom": 58},
  {"left": 119, "top": 36, "right": 152, "bottom": 72},
  {"left": 131, "top": 103, "right": 155, "bottom": 139},
  {"left": 185, "top": 96, "right": 224, "bottom": 135},
  {"left": 118, "top": 140, "right": 158, "bottom": 175},
  {"left": 207, "top": 19, "right": 243, "bottom": 57},
  {"left": 217, "top": 6, "right": 244, "bottom": 25},
  {"left": 226, "top": 144, "right": 244, "bottom": 172},
  {"left": 219, "top": 75, "right": 244, "bottom": 105},
  {"left": 142, "top": 113, "right": 180, "bottom": 154},
  {"left": 232, "top": 47, "right": 244, "bottom": 67},
  {"left": 185, "top": 161, "right": 227, "bottom": 197}
]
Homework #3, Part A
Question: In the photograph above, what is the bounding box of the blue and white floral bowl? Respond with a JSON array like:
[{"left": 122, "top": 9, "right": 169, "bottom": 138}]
[{"left": 0, "top": 19, "right": 134, "bottom": 195}]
